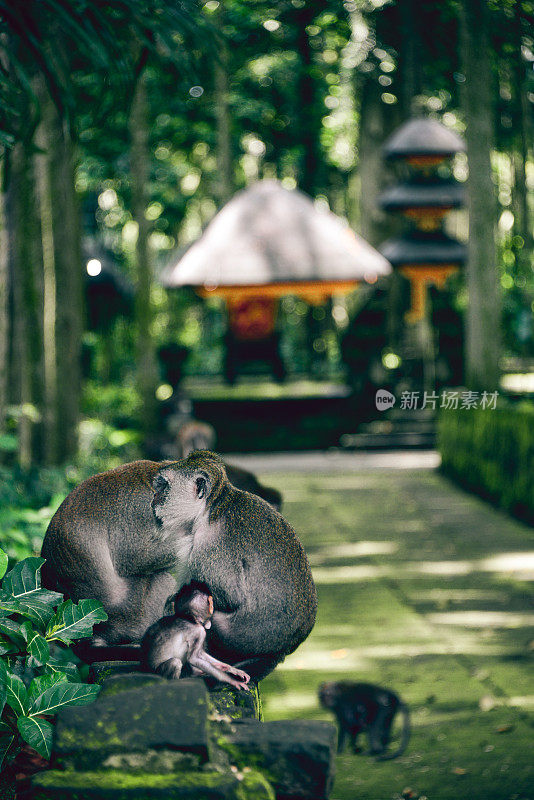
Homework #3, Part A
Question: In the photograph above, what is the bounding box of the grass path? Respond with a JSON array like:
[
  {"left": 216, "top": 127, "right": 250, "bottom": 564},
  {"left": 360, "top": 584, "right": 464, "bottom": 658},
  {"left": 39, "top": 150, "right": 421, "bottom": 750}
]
[{"left": 257, "top": 464, "right": 533, "bottom": 800}]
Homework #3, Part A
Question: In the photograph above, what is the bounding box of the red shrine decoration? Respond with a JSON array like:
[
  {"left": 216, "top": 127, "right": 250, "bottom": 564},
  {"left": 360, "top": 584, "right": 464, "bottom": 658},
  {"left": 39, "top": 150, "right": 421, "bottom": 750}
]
[{"left": 227, "top": 297, "right": 277, "bottom": 341}]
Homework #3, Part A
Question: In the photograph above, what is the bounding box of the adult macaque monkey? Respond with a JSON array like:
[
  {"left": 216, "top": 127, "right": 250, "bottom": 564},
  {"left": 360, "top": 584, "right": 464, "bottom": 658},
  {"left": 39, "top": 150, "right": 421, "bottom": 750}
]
[
  {"left": 141, "top": 581, "right": 250, "bottom": 690},
  {"left": 41, "top": 451, "right": 316, "bottom": 680}
]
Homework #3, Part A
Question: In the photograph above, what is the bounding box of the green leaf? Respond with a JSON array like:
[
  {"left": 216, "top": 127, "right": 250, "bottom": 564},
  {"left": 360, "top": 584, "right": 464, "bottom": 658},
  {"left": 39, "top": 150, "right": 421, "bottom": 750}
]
[
  {"left": 19, "top": 620, "right": 35, "bottom": 642},
  {"left": 30, "top": 681, "right": 100, "bottom": 716},
  {"left": 45, "top": 599, "right": 107, "bottom": 644},
  {"left": 17, "top": 716, "right": 53, "bottom": 760},
  {"left": 5, "top": 671, "right": 29, "bottom": 718},
  {"left": 0, "top": 729, "right": 17, "bottom": 771},
  {"left": 0, "top": 659, "right": 6, "bottom": 716},
  {"left": 2, "top": 557, "right": 45, "bottom": 599},
  {"left": 0, "top": 618, "right": 26, "bottom": 649},
  {"left": 27, "top": 632, "right": 50, "bottom": 665},
  {"left": 28, "top": 672, "right": 67, "bottom": 707},
  {"left": 0, "top": 633, "right": 17, "bottom": 656},
  {"left": 0, "top": 548, "right": 7, "bottom": 580},
  {"left": 0, "top": 598, "right": 56, "bottom": 631},
  {"left": 29, "top": 589, "right": 64, "bottom": 606},
  {"left": 47, "top": 658, "right": 80, "bottom": 682}
]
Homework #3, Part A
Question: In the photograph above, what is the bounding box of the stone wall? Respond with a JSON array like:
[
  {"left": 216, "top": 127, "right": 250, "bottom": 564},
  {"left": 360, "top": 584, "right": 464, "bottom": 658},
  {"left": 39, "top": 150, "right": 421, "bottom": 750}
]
[{"left": 29, "top": 662, "right": 337, "bottom": 800}]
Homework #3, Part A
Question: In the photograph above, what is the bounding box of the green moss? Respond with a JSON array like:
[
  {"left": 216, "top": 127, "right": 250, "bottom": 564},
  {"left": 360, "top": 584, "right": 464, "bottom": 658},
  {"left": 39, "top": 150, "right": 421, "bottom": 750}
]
[
  {"left": 236, "top": 770, "right": 274, "bottom": 800},
  {"left": 215, "top": 735, "right": 271, "bottom": 778},
  {"left": 98, "top": 675, "right": 160, "bottom": 698},
  {"left": 250, "top": 685, "right": 263, "bottom": 721},
  {"left": 57, "top": 726, "right": 123, "bottom": 751},
  {"left": 208, "top": 683, "right": 262, "bottom": 721},
  {"left": 33, "top": 770, "right": 234, "bottom": 790}
]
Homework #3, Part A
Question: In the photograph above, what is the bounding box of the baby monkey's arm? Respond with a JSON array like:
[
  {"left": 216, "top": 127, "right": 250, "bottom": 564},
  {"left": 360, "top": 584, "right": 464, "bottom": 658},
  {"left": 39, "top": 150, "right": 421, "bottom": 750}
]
[{"left": 189, "top": 649, "right": 251, "bottom": 691}]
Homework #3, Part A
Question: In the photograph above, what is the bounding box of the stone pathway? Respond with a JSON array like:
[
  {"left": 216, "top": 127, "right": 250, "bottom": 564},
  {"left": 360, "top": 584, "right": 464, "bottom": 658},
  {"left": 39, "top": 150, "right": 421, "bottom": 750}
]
[
  {"left": 247, "top": 452, "right": 533, "bottom": 800},
  {"left": 227, "top": 449, "right": 441, "bottom": 474}
]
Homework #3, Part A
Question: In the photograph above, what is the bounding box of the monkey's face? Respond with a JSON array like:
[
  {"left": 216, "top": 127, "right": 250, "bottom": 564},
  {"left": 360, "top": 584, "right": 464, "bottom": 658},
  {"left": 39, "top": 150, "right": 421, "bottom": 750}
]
[
  {"left": 318, "top": 681, "right": 339, "bottom": 709},
  {"left": 174, "top": 588, "right": 214, "bottom": 627},
  {"left": 151, "top": 465, "right": 210, "bottom": 532}
]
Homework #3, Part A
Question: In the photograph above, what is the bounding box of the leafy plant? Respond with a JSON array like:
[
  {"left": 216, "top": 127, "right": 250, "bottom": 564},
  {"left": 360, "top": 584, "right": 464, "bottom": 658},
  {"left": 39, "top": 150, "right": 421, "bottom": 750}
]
[
  {"left": 0, "top": 548, "right": 108, "bottom": 768},
  {"left": 438, "top": 403, "right": 534, "bottom": 524}
]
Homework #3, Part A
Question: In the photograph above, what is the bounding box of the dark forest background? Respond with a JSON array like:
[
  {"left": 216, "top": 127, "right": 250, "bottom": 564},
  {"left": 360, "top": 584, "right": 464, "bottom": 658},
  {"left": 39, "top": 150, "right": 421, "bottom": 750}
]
[{"left": 0, "top": 0, "right": 532, "bottom": 481}]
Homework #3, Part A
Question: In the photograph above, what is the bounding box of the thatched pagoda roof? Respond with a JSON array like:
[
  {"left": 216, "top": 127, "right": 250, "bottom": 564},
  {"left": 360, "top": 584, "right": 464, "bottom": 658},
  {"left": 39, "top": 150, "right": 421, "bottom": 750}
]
[
  {"left": 383, "top": 118, "right": 466, "bottom": 160},
  {"left": 161, "top": 180, "right": 391, "bottom": 292},
  {"left": 380, "top": 233, "right": 467, "bottom": 266},
  {"left": 379, "top": 181, "right": 465, "bottom": 211}
]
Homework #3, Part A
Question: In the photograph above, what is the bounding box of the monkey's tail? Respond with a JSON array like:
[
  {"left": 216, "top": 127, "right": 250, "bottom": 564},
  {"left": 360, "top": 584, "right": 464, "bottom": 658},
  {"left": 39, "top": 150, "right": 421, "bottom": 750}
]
[{"left": 376, "top": 702, "right": 410, "bottom": 761}]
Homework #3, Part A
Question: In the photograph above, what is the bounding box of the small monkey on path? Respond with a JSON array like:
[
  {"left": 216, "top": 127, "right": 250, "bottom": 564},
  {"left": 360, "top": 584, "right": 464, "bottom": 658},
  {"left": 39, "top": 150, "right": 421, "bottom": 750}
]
[
  {"left": 141, "top": 582, "right": 251, "bottom": 691},
  {"left": 319, "top": 681, "right": 410, "bottom": 760}
]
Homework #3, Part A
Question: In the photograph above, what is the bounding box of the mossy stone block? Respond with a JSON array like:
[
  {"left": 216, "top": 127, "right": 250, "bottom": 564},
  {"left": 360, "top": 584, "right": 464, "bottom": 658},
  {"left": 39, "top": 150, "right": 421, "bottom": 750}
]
[
  {"left": 98, "top": 673, "right": 164, "bottom": 698},
  {"left": 31, "top": 769, "right": 242, "bottom": 799},
  {"left": 54, "top": 679, "right": 210, "bottom": 768},
  {"left": 88, "top": 661, "right": 141, "bottom": 685},
  {"left": 101, "top": 749, "right": 201, "bottom": 772},
  {"left": 208, "top": 682, "right": 261, "bottom": 721},
  {"left": 221, "top": 719, "right": 337, "bottom": 800}
]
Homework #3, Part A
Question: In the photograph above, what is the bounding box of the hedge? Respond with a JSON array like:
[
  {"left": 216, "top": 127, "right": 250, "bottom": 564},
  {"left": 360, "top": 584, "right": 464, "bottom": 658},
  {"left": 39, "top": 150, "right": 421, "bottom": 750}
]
[{"left": 437, "top": 404, "right": 534, "bottom": 524}]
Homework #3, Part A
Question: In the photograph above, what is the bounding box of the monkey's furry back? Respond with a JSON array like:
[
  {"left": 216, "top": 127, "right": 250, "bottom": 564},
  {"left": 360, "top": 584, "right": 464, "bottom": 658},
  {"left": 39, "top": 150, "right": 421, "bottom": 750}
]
[{"left": 183, "top": 452, "right": 318, "bottom": 658}]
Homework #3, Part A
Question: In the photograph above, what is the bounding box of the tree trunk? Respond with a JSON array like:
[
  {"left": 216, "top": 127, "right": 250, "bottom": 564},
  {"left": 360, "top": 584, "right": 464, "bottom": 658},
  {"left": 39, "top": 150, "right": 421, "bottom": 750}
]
[
  {"left": 512, "top": 1, "right": 532, "bottom": 249},
  {"left": 294, "top": 5, "right": 323, "bottom": 197},
  {"left": 358, "top": 76, "right": 394, "bottom": 247},
  {"left": 358, "top": 72, "right": 403, "bottom": 250},
  {"left": 214, "top": 42, "right": 233, "bottom": 206},
  {"left": 398, "top": 0, "right": 421, "bottom": 119},
  {"left": 10, "top": 142, "right": 45, "bottom": 467},
  {"left": 48, "top": 113, "right": 83, "bottom": 463},
  {"left": 34, "top": 82, "right": 58, "bottom": 464},
  {"left": 129, "top": 74, "right": 158, "bottom": 441},
  {"left": 459, "top": 0, "right": 501, "bottom": 392},
  {"left": 0, "top": 171, "right": 8, "bottom": 442}
]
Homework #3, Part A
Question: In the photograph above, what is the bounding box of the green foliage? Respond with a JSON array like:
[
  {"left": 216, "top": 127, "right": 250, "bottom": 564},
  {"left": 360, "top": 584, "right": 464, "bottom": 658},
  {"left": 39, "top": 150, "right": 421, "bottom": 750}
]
[
  {"left": 0, "top": 549, "right": 106, "bottom": 765},
  {"left": 438, "top": 404, "right": 534, "bottom": 522},
  {"left": 0, "top": 0, "right": 207, "bottom": 146},
  {"left": 0, "top": 430, "right": 140, "bottom": 562},
  {"left": 0, "top": 467, "right": 73, "bottom": 562},
  {"left": 82, "top": 381, "right": 143, "bottom": 428},
  {"left": 78, "top": 417, "right": 142, "bottom": 473}
]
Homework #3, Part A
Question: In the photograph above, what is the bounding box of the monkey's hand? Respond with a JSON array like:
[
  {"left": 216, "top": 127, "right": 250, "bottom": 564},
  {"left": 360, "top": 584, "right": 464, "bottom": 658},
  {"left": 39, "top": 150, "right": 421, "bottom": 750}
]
[
  {"left": 190, "top": 653, "right": 251, "bottom": 691},
  {"left": 223, "top": 676, "right": 250, "bottom": 692},
  {"left": 223, "top": 665, "right": 251, "bottom": 684}
]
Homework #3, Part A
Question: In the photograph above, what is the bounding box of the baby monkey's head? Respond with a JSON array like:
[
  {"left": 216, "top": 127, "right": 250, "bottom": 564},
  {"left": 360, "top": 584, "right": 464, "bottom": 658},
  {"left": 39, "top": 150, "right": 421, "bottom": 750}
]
[{"left": 173, "top": 581, "right": 214, "bottom": 628}]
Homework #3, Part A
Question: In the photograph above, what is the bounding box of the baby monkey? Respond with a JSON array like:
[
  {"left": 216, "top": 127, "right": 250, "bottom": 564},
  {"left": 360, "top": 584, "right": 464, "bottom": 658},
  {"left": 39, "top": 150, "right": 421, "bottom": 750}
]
[
  {"left": 141, "top": 582, "right": 251, "bottom": 691},
  {"left": 319, "top": 681, "right": 410, "bottom": 760}
]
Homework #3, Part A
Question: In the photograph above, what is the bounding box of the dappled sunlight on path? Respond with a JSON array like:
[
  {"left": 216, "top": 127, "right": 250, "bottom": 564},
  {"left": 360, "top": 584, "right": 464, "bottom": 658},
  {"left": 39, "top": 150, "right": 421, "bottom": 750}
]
[{"left": 256, "top": 454, "right": 533, "bottom": 800}]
